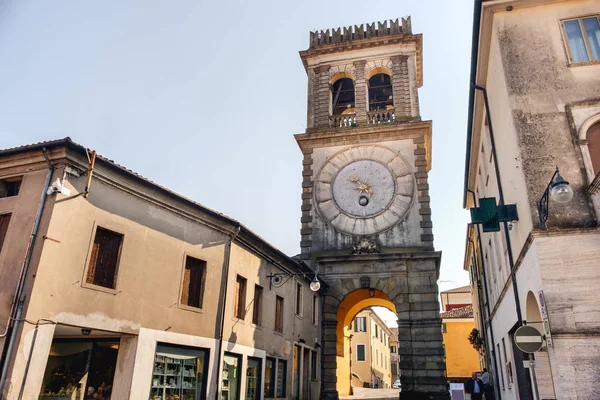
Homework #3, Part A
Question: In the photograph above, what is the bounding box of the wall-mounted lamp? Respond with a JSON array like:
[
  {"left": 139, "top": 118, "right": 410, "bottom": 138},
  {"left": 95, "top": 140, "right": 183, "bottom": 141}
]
[
  {"left": 537, "top": 167, "right": 574, "bottom": 230},
  {"left": 369, "top": 288, "right": 375, "bottom": 297},
  {"left": 267, "top": 272, "right": 320, "bottom": 292},
  {"left": 81, "top": 328, "right": 92, "bottom": 336}
]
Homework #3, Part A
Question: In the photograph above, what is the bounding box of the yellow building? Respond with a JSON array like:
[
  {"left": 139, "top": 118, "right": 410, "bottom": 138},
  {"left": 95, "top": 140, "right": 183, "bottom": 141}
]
[{"left": 440, "top": 286, "right": 480, "bottom": 381}]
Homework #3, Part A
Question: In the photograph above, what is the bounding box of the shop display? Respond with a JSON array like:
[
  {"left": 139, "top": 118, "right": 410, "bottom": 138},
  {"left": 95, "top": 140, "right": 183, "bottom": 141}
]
[{"left": 150, "top": 345, "right": 207, "bottom": 400}]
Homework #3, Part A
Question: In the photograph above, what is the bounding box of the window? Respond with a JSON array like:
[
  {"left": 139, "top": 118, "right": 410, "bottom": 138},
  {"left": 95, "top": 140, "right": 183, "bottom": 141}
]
[
  {"left": 368, "top": 73, "right": 393, "bottom": 111},
  {"left": 441, "top": 323, "right": 447, "bottom": 333},
  {"left": 311, "top": 350, "right": 318, "bottom": 380},
  {"left": 276, "top": 359, "right": 287, "bottom": 397},
  {"left": 312, "top": 295, "right": 318, "bottom": 325},
  {"left": 588, "top": 121, "right": 600, "bottom": 175},
  {"left": 0, "top": 177, "right": 21, "bottom": 198},
  {"left": 354, "top": 317, "right": 366, "bottom": 332},
  {"left": 390, "top": 345, "right": 397, "bottom": 354},
  {"left": 331, "top": 78, "right": 355, "bottom": 116},
  {"left": 0, "top": 214, "right": 11, "bottom": 256},
  {"left": 563, "top": 16, "right": 600, "bottom": 63},
  {"left": 376, "top": 349, "right": 378, "bottom": 365},
  {"left": 275, "top": 296, "right": 284, "bottom": 333},
  {"left": 498, "top": 344, "right": 505, "bottom": 390},
  {"left": 295, "top": 282, "right": 303, "bottom": 316},
  {"left": 375, "top": 325, "right": 379, "bottom": 338},
  {"left": 356, "top": 344, "right": 366, "bottom": 361},
  {"left": 223, "top": 353, "right": 242, "bottom": 400},
  {"left": 86, "top": 227, "right": 123, "bottom": 289},
  {"left": 252, "top": 284, "right": 263, "bottom": 325},
  {"left": 234, "top": 275, "right": 247, "bottom": 319},
  {"left": 181, "top": 256, "right": 207, "bottom": 308},
  {"left": 265, "top": 357, "right": 276, "bottom": 398}
]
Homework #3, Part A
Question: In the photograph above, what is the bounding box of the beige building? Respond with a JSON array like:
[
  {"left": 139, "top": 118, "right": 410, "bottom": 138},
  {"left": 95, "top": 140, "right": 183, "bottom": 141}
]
[
  {"left": 388, "top": 329, "right": 399, "bottom": 384},
  {"left": 349, "top": 309, "right": 392, "bottom": 389},
  {"left": 0, "top": 138, "right": 320, "bottom": 400},
  {"left": 463, "top": 1, "right": 600, "bottom": 400}
]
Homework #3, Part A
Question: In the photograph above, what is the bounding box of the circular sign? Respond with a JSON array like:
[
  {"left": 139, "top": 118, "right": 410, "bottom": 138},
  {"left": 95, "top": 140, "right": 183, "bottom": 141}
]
[{"left": 514, "top": 325, "right": 544, "bottom": 353}]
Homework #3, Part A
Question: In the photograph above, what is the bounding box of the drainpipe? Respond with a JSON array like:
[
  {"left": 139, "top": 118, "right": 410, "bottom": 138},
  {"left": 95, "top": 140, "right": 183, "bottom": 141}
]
[
  {"left": 214, "top": 225, "right": 241, "bottom": 400},
  {"left": 0, "top": 149, "right": 54, "bottom": 397}
]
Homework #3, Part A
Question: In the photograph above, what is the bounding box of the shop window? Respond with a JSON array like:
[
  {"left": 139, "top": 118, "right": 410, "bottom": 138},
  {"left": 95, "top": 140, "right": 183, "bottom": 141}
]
[
  {"left": 588, "top": 121, "right": 600, "bottom": 176},
  {"left": 252, "top": 284, "right": 263, "bottom": 326},
  {"left": 275, "top": 296, "right": 284, "bottom": 333},
  {"left": 295, "top": 283, "right": 303, "bottom": 316},
  {"left": 356, "top": 344, "right": 366, "bottom": 361},
  {"left": 0, "top": 214, "right": 11, "bottom": 256},
  {"left": 222, "top": 352, "right": 242, "bottom": 400},
  {"left": 38, "top": 339, "right": 119, "bottom": 399},
  {"left": 264, "top": 357, "right": 276, "bottom": 398},
  {"left": 86, "top": 227, "right": 123, "bottom": 289},
  {"left": 234, "top": 275, "right": 247, "bottom": 319},
  {"left": 562, "top": 16, "right": 600, "bottom": 63},
  {"left": 354, "top": 316, "right": 366, "bottom": 332},
  {"left": 276, "top": 359, "right": 287, "bottom": 397},
  {"left": 331, "top": 78, "right": 355, "bottom": 116},
  {"left": 0, "top": 176, "right": 21, "bottom": 198},
  {"left": 181, "top": 256, "right": 207, "bottom": 309},
  {"left": 150, "top": 343, "right": 209, "bottom": 400},
  {"left": 368, "top": 74, "right": 393, "bottom": 111},
  {"left": 246, "top": 357, "right": 262, "bottom": 400},
  {"left": 311, "top": 295, "right": 318, "bottom": 325}
]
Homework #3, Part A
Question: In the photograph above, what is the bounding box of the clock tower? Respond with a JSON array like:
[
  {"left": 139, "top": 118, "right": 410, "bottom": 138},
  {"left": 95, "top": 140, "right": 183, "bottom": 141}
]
[{"left": 295, "top": 18, "right": 448, "bottom": 400}]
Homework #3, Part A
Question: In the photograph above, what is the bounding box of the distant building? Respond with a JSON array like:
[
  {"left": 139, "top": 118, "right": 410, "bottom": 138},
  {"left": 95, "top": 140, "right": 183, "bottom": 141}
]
[
  {"left": 440, "top": 285, "right": 472, "bottom": 311},
  {"left": 389, "top": 328, "right": 400, "bottom": 383},
  {"left": 350, "top": 309, "right": 392, "bottom": 389},
  {"left": 440, "top": 301, "right": 480, "bottom": 381}
]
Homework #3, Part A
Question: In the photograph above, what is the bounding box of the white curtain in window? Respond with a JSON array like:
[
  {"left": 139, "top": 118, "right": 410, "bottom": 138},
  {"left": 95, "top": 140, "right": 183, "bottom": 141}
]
[
  {"left": 565, "top": 20, "right": 589, "bottom": 62},
  {"left": 583, "top": 17, "right": 600, "bottom": 60}
]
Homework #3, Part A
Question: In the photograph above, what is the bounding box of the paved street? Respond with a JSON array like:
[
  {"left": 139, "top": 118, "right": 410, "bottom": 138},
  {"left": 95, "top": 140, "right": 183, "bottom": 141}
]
[{"left": 340, "top": 387, "right": 401, "bottom": 400}]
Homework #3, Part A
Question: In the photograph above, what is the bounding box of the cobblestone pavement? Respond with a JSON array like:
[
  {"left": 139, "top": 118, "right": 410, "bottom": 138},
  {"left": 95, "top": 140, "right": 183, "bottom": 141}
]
[{"left": 339, "top": 387, "right": 401, "bottom": 400}]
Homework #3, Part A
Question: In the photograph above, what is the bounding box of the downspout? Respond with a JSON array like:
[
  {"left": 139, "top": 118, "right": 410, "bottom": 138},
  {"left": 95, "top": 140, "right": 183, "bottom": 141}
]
[
  {"left": 214, "top": 225, "right": 241, "bottom": 400},
  {"left": 0, "top": 149, "right": 54, "bottom": 397}
]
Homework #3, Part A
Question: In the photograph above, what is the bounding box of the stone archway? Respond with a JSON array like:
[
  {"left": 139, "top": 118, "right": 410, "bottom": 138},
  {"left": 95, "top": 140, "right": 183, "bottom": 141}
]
[{"left": 318, "top": 252, "right": 448, "bottom": 400}]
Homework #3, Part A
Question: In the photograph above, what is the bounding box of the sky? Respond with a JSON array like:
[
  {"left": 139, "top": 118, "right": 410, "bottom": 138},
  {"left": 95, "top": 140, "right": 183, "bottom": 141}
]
[{"left": 0, "top": 0, "right": 474, "bottom": 320}]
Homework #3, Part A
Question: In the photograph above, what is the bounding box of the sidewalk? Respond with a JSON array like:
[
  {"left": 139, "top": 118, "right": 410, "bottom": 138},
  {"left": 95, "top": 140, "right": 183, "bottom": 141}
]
[{"left": 340, "top": 387, "right": 401, "bottom": 400}]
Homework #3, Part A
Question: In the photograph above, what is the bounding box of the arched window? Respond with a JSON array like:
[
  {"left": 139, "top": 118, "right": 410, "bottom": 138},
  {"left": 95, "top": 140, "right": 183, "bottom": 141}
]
[
  {"left": 588, "top": 121, "right": 600, "bottom": 176},
  {"left": 368, "top": 73, "right": 393, "bottom": 111},
  {"left": 331, "top": 78, "right": 355, "bottom": 116}
]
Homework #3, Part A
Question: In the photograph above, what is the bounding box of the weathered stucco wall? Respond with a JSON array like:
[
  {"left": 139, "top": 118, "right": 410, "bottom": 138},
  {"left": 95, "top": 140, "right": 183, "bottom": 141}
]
[{"left": 442, "top": 319, "right": 479, "bottom": 379}]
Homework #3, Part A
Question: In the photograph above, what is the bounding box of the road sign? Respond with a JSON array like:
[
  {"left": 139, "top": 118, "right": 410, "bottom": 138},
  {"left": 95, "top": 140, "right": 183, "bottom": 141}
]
[{"left": 514, "top": 325, "right": 544, "bottom": 353}]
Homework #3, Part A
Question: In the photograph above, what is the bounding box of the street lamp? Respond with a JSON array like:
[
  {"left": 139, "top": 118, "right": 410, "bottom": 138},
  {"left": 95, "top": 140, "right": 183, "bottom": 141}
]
[
  {"left": 536, "top": 167, "right": 574, "bottom": 230},
  {"left": 267, "top": 272, "right": 320, "bottom": 291}
]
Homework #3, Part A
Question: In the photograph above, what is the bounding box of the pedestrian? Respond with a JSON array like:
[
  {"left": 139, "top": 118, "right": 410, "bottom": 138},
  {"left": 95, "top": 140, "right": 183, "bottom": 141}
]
[
  {"left": 465, "top": 372, "right": 485, "bottom": 400},
  {"left": 480, "top": 368, "right": 494, "bottom": 400}
]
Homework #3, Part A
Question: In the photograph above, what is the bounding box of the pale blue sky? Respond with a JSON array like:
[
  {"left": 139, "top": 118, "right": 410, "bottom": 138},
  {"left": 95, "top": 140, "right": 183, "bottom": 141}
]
[{"left": 0, "top": 0, "right": 473, "bottom": 295}]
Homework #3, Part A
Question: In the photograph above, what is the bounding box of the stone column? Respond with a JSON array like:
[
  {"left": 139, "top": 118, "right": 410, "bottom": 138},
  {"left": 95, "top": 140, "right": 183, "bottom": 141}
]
[
  {"left": 314, "top": 65, "right": 331, "bottom": 128},
  {"left": 395, "top": 261, "right": 449, "bottom": 400},
  {"left": 353, "top": 60, "right": 367, "bottom": 123},
  {"left": 390, "top": 55, "right": 412, "bottom": 120},
  {"left": 321, "top": 319, "right": 339, "bottom": 400},
  {"left": 306, "top": 68, "right": 316, "bottom": 129}
]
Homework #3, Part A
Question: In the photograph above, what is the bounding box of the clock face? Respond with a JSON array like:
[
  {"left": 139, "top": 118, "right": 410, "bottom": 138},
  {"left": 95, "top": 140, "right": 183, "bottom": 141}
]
[{"left": 314, "top": 145, "right": 415, "bottom": 235}]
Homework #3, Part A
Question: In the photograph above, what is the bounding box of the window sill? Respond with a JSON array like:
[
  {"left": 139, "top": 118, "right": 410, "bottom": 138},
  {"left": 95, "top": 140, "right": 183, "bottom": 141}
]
[
  {"left": 250, "top": 323, "right": 263, "bottom": 330},
  {"left": 178, "top": 303, "right": 205, "bottom": 314},
  {"left": 295, "top": 314, "right": 303, "bottom": 320},
  {"left": 273, "top": 330, "right": 284, "bottom": 337},
  {"left": 568, "top": 60, "right": 600, "bottom": 68},
  {"left": 81, "top": 281, "right": 119, "bottom": 295}
]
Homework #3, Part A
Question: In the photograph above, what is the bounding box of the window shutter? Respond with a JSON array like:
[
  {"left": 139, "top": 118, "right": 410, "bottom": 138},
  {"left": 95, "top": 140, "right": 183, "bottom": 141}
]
[{"left": 0, "top": 214, "right": 12, "bottom": 255}]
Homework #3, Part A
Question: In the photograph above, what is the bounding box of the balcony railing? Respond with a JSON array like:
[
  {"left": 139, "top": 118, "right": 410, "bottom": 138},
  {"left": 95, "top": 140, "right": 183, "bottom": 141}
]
[
  {"left": 367, "top": 109, "right": 396, "bottom": 125},
  {"left": 329, "top": 114, "right": 357, "bottom": 128}
]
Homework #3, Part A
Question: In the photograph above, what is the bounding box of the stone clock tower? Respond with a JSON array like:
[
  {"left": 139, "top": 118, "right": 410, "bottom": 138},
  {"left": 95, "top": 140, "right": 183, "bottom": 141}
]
[{"left": 295, "top": 18, "right": 449, "bottom": 400}]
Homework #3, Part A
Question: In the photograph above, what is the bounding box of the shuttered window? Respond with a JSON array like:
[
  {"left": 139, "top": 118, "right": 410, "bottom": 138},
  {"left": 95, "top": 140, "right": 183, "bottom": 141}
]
[
  {"left": 234, "top": 275, "right": 247, "bottom": 319},
  {"left": 0, "top": 214, "right": 11, "bottom": 255},
  {"left": 86, "top": 227, "right": 123, "bottom": 289},
  {"left": 356, "top": 344, "right": 366, "bottom": 361},
  {"left": 252, "top": 284, "right": 263, "bottom": 325},
  {"left": 275, "top": 296, "right": 284, "bottom": 333},
  {"left": 181, "top": 256, "right": 206, "bottom": 308}
]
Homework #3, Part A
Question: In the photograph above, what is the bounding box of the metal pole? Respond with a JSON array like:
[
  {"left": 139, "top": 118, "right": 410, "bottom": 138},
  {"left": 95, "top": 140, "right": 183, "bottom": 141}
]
[{"left": 528, "top": 354, "right": 539, "bottom": 400}]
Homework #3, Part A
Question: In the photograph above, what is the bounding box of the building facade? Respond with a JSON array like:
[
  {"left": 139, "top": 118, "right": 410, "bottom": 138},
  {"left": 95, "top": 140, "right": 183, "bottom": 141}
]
[
  {"left": 389, "top": 328, "right": 400, "bottom": 384},
  {"left": 463, "top": 1, "right": 600, "bottom": 399},
  {"left": 0, "top": 139, "right": 320, "bottom": 400},
  {"left": 349, "top": 309, "right": 392, "bottom": 389},
  {"left": 439, "top": 286, "right": 480, "bottom": 381},
  {"left": 296, "top": 17, "right": 448, "bottom": 400}
]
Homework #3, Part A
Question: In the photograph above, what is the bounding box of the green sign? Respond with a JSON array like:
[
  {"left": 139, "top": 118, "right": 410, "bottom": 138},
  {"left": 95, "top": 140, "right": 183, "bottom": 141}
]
[{"left": 470, "top": 197, "right": 518, "bottom": 232}]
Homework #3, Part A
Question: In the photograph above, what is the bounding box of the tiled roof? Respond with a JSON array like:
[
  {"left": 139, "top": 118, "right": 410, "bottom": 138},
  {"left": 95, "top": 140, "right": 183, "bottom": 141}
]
[
  {"left": 441, "top": 305, "right": 473, "bottom": 319},
  {"left": 440, "top": 285, "right": 471, "bottom": 294}
]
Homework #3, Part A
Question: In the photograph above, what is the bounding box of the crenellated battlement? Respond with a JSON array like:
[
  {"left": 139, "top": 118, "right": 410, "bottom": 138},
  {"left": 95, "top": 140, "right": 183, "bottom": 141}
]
[{"left": 309, "top": 17, "right": 412, "bottom": 48}]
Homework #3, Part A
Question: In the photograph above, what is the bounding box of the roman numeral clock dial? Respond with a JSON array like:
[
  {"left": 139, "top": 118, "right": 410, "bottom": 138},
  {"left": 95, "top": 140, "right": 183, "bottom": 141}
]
[{"left": 314, "top": 145, "right": 416, "bottom": 236}]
